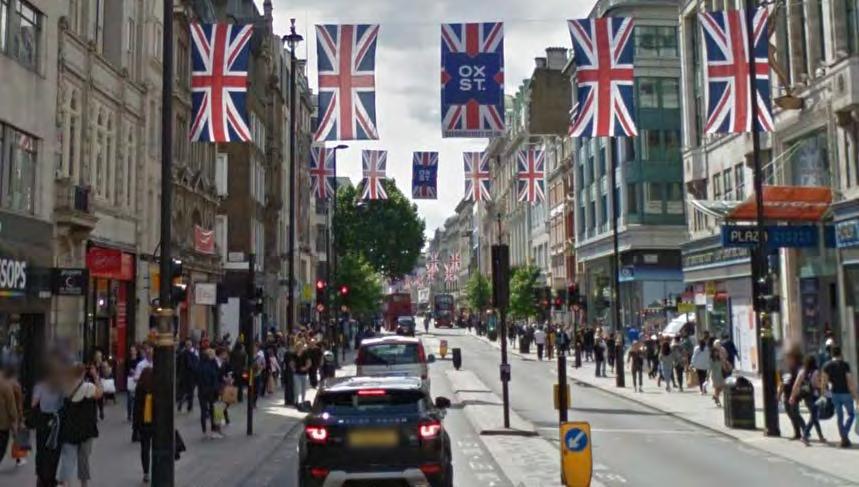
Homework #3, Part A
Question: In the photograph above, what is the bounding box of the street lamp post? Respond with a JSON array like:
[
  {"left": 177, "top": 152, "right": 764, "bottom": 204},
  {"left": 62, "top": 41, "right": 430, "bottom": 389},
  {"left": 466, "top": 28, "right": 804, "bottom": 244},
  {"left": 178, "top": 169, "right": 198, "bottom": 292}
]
[
  {"left": 152, "top": 0, "right": 176, "bottom": 483},
  {"left": 283, "top": 19, "right": 303, "bottom": 338},
  {"left": 328, "top": 144, "right": 348, "bottom": 351}
]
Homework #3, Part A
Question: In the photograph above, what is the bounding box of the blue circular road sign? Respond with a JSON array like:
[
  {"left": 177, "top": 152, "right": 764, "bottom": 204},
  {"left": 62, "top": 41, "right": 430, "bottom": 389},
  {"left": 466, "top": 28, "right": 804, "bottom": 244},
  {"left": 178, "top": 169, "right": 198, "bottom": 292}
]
[{"left": 564, "top": 427, "right": 588, "bottom": 452}]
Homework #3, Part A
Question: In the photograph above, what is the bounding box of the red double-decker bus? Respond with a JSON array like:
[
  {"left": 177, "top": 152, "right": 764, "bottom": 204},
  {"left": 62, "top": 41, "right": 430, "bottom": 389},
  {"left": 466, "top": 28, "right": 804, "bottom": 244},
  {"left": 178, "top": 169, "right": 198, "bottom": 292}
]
[{"left": 382, "top": 293, "right": 412, "bottom": 331}]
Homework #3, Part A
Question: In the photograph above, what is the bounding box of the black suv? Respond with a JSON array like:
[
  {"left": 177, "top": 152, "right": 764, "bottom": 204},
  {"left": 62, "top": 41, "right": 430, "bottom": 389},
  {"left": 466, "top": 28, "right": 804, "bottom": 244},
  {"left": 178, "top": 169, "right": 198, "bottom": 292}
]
[{"left": 298, "top": 376, "right": 453, "bottom": 487}]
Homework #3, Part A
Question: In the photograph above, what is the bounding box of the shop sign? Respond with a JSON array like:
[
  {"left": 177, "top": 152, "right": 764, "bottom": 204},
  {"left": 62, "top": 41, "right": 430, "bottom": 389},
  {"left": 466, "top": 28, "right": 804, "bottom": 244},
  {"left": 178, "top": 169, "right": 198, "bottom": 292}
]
[
  {"left": 0, "top": 257, "right": 28, "bottom": 296},
  {"left": 53, "top": 268, "right": 88, "bottom": 296},
  {"left": 87, "top": 247, "right": 134, "bottom": 280},
  {"left": 194, "top": 283, "right": 217, "bottom": 305},
  {"left": 835, "top": 219, "right": 859, "bottom": 248},
  {"left": 721, "top": 225, "right": 822, "bottom": 249},
  {"left": 678, "top": 302, "right": 696, "bottom": 313},
  {"left": 683, "top": 246, "right": 749, "bottom": 270}
]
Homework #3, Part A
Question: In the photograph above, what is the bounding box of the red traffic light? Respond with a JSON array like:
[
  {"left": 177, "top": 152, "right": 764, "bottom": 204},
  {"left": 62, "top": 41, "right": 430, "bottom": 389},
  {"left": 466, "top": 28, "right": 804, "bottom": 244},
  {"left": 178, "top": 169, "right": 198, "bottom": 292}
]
[
  {"left": 339, "top": 285, "right": 349, "bottom": 296},
  {"left": 316, "top": 279, "right": 326, "bottom": 290}
]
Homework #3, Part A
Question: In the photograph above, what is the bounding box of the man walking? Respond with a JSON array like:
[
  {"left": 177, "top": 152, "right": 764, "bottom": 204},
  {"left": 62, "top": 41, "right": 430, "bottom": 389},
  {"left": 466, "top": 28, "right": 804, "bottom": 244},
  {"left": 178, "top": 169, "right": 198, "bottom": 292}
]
[
  {"left": 821, "top": 346, "right": 858, "bottom": 448},
  {"left": 176, "top": 339, "right": 198, "bottom": 413},
  {"left": 534, "top": 326, "right": 547, "bottom": 361}
]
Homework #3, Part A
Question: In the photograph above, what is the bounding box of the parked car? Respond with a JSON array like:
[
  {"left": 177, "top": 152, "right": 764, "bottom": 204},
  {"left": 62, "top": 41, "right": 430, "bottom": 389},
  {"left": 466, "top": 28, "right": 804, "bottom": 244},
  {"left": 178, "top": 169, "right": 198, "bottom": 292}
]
[{"left": 299, "top": 375, "right": 453, "bottom": 487}]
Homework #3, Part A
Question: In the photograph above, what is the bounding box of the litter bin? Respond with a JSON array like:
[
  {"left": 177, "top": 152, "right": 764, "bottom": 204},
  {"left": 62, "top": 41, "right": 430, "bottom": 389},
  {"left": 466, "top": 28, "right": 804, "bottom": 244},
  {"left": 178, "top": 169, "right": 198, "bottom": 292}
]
[
  {"left": 724, "top": 376, "right": 756, "bottom": 430},
  {"left": 452, "top": 348, "right": 462, "bottom": 370},
  {"left": 519, "top": 337, "right": 531, "bottom": 354}
]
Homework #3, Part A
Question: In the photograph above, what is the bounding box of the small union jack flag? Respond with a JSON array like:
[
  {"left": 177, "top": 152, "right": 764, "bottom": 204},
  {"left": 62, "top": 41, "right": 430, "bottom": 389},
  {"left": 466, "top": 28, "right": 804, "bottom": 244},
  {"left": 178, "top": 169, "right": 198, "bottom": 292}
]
[
  {"left": 309, "top": 146, "right": 337, "bottom": 200},
  {"left": 361, "top": 150, "right": 388, "bottom": 200},
  {"left": 412, "top": 152, "right": 439, "bottom": 199},
  {"left": 427, "top": 252, "right": 440, "bottom": 274},
  {"left": 315, "top": 24, "right": 380, "bottom": 141},
  {"left": 444, "top": 263, "right": 457, "bottom": 283},
  {"left": 517, "top": 148, "right": 546, "bottom": 204},
  {"left": 463, "top": 152, "right": 491, "bottom": 202},
  {"left": 568, "top": 17, "right": 637, "bottom": 137},
  {"left": 700, "top": 8, "right": 773, "bottom": 134},
  {"left": 448, "top": 252, "right": 461, "bottom": 272},
  {"left": 441, "top": 23, "right": 506, "bottom": 138},
  {"left": 189, "top": 23, "right": 253, "bottom": 142}
]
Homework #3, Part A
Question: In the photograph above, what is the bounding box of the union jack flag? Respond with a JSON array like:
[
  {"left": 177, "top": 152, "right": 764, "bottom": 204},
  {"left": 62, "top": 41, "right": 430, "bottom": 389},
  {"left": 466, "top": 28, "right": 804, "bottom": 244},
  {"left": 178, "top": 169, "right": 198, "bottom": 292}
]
[
  {"left": 309, "top": 146, "right": 337, "bottom": 200},
  {"left": 426, "top": 252, "right": 440, "bottom": 274},
  {"left": 463, "top": 152, "right": 491, "bottom": 202},
  {"left": 444, "top": 263, "right": 457, "bottom": 283},
  {"left": 441, "top": 23, "right": 505, "bottom": 138},
  {"left": 699, "top": 8, "right": 773, "bottom": 134},
  {"left": 412, "top": 152, "right": 439, "bottom": 199},
  {"left": 361, "top": 150, "right": 388, "bottom": 200},
  {"left": 517, "top": 148, "right": 546, "bottom": 203},
  {"left": 189, "top": 23, "right": 253, "bottom": 142},
  {"left": 315, "top": 24, "right": 380, "bottom": 141},
  {"left": 448, "top": 252, "right": 461, "bottom": 272},
  {"left": 568, "top": 17, "right": 637, "bottom": 138}
]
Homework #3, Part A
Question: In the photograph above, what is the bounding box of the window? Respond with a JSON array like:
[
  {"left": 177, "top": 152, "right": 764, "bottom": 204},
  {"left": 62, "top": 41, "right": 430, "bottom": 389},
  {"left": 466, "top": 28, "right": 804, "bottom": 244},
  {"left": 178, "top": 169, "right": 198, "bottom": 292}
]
[
  {"left": 849, "top": 0, "right": 859, "bottom": 55},
  {"left": 152, "top": 22, "right": 162, "bottom": 61},
  {"left": 661, "top": 79, "right": 680, "bottom": 109},
  {"left": 1, "top": 125, "right": 37, "bottom": 214},
  {"left": 126, "top": 17, "right": 136, "bottom": 75},
  {"left": 734, "top": 164, "right": 745, "bottom": 199},
  {"left": 87, "top": 0, "right": 103, "bottom": 50},
  {"left": 0, "top": 0, "right": 8, "bottom": 53},
  {"left": 125, "top": 127, "right": 135, "bottom": 209},
  {"left": 8, "top": 0, "right": 41, "bottom": 70},
  {"left": 722, "top": 170, "right": 733, "bottom": 200},
  {"left": 177, "top": 36, "right": 189, "bottom": 85},
  {"left": 666, "top": 182, "right": 683, "bottom": 214},
  {"left": 61, "top": 88, "right": 82, "bottom": 181},
  {"left": 600, "top": 193, "right": 607, "bottom": 225},
  {"left": 644, "top": 182, "right": 663, "bottom": 214},
  {"left": 635, "top": 25, "right": 677, "bottom": 57},
  {"left": 640, "top": 130, "right": 660, "bottom": 160},
  {"left": 712, "top": 173, "right": 722, "bottom": 200},
  {"left": 626, "top": 182, "right": 639, "bottom": 214},
  {"left": 638, "top": 78, "right": 659, "bottom": 108}
]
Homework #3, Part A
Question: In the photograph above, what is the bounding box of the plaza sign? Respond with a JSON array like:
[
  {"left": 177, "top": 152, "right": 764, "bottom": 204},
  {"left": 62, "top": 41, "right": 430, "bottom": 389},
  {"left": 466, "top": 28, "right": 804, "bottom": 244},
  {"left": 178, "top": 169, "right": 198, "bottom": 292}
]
[{"left": 721, "top": 225, "right": 823, "bottom": 249}]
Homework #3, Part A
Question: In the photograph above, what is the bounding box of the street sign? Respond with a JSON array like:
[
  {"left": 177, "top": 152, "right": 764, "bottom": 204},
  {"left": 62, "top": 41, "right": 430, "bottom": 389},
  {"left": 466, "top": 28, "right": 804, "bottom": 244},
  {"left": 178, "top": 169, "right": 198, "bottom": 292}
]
[
  {"left": 721, "top": 225, "right": 820, "bottom": 249},
  {"left": 561, "top": 421, "right": 592, "bottom": 487}
]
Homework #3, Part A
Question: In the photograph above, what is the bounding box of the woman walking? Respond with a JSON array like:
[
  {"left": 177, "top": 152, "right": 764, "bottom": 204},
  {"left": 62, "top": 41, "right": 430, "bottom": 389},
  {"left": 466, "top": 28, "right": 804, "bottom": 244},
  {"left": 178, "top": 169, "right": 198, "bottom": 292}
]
[
  {"left": 691, "top": 339, "right": 711, "bottom": 395},
  {"left": 31, "top": 363, "right": 64, "bottom": 487},
  {"left": 291, "top": 344, "right": 312, "bottom": 405},
  {"left": 126, "top": 345, "right": 141, "bottom": 423},
  {"left": 709, "top": 342, "right": 726, "bottom": 407},
  {"left": 790, "top": 354, "right": 826, "bottom": 445},
  {"left": 779, "top": 348, "right": 805, "bottom": 440},
  {"left": 57, "top": 363, "right": 102, "bottom": 487},
  {"left": 658, "top": 341, "right": 675, "bottom": 392},
  {"left": 132, "top": 366, "right": 155, "bottom": 483},
  {"left": 628, "top": 341, "right": 645, "bottom": 392}
]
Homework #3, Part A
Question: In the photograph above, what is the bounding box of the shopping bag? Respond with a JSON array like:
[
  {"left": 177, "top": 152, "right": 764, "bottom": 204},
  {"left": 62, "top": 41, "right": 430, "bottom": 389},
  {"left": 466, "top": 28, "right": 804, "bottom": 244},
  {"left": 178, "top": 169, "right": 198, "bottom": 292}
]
[
  {"left": 11, "top": 442, "right": 29, "bottom": 459},
  {"left": 266, "top": 375, "right": 276, "bottom": 394},
  {"left": 816, "top": 396, "right": 834, "bottom": 420},
  {"left": 14, "top": 428, "right": 31, "bottom": 451},
  {"left": 686, "top": 369, "right": 699, "bottom": 388},
  {"left": 143, "top": 394, "right": 154, "bottom": 424},
  {"left": 221, "top": 385, "right": 238, "bottom": 405},
  {"left": 101, "top": 378, "right": 116, "bottom": 394},
  {"left": 213, "top": 401, "right": 226, "bottom": 426}
]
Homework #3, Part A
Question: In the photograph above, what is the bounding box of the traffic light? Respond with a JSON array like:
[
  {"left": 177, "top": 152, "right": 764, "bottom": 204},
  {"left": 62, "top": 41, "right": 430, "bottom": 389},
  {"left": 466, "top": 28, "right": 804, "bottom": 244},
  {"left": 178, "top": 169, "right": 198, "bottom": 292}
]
[
  {"left": 169, "top": 258, "right": 187, "bottom": 305},
  {"left": 553, "top": 288, "right": 568, "bottom": 310},
  {"left": 339, "top": 284, "right": 349, "bottom": 298},
  {"left": 251, "top": 287, "right": 264, "bottom": 315},
  {"left": 316, "top": 279, "right": 327, "bottom": 311},
  {"left": 754, "top": 276, "right": 780, "bottom": 313}
]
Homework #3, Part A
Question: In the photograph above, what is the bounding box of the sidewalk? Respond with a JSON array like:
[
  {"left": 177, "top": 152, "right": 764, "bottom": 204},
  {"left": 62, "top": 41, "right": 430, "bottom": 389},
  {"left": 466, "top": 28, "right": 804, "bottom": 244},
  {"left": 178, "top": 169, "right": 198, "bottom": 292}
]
[
  {"left": 471, "top": 333, "right": 859, "bottom": 484},
  {"left": 0, "top": 385, "right": 313, "bottom": 486}
]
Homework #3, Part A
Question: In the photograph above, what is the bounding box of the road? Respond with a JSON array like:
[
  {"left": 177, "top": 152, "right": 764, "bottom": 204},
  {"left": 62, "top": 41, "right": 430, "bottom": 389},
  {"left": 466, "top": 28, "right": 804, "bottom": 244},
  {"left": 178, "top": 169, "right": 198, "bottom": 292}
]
[{"left": 429, "top": 327, "right": 854, "bottom": 487}]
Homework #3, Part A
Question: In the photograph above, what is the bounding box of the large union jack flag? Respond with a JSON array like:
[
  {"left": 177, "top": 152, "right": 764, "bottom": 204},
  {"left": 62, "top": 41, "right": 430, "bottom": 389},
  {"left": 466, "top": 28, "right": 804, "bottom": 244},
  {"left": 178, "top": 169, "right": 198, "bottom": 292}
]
[
  {"left": 568, "top": 17, "right": 637, "bottom": 138},
  {"left": 517, "top": 148, "right": 546, "bottom": 203},
  {"left": 463, "top": 152, "right": 491, "bottom": 202},
  {"left": 189, "top": 23, "right": 253, "bottom": 142},
  {"left": 361, "top": 150, "right": 388, "bottom": 200},
  {"left": 315, "top": 24, "right": 380, "bottom": 141},
  {"left": 309, "top": 146, "right": 337, "bottom": 200},
  {"left": 700, "top": 8, "right": 773, "bottom": 134},
  {"left": 426, "top": 252, "right": 440, "bottom": 275},
  {"left": 441, "top": 23, "right": 505, "bottom": 138},
  {"left": 412, "top": 152, "right": 439, "bottom": 200}
]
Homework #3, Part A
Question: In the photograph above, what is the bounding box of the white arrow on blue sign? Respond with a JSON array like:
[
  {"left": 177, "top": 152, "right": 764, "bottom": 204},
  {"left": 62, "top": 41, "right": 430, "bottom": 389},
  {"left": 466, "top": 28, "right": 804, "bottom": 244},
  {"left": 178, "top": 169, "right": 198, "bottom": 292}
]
[{"left": 564, "top": 427, "right": 588, "bottom": 452}]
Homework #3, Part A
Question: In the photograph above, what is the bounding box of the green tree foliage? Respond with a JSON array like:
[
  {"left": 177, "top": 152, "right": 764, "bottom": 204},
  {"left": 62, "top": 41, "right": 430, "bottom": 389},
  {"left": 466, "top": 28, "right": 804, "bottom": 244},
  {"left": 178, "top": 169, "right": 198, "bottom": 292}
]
[
  {"left": 332, "top": 253, "right": 384, "bottom": 317},
  {"left": 334, "top": 180, "right": 425, "bottom": 279},
  {"left": 465, "top": 273, "right": 492, "bottom": 314},
  {"left": 508, "top": 265, "right": 541, "bottom": 320}
]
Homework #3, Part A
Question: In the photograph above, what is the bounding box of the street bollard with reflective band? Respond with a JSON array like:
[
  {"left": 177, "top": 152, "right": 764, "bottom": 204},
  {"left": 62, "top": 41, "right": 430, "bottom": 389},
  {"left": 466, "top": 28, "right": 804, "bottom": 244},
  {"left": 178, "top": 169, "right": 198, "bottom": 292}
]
[{"left": 560, "top": 421, "right": 592, "bottom": 487}]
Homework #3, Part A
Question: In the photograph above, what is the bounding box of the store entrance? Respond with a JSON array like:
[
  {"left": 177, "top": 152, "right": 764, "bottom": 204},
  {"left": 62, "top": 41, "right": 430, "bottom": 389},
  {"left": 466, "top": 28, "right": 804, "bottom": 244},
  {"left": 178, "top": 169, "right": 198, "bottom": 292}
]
[{"left": 0, "top": 312, "right": 46, "bottom": 403}]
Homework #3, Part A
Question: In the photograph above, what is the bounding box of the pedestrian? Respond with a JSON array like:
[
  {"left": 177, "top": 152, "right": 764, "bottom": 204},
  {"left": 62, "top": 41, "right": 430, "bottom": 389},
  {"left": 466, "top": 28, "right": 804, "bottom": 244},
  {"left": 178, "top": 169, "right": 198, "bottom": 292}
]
[
  {"left": 534, "top": 326, "right": 547, "bottom": 361},
  {"left": 645, "top": 335, "right": 658, "bottom": 379},
  {"left": 176, "top": 339, "right": 198, "bottom": 413},
  {"left": 217, "top": 348, "right": 234, "bottom": 428},
  {"left": 820, "top": 346, "right": 858, "bottom": 448},
  {"left": 89, "top": 351, "right": 107, "bottom": 421},
  {"left": 0, "top": 365, "right": 20, "bottom": 469},
  {"left": 56, "top": 363, "right": 102, "bottom": 487},
  {"left": 196, "top": 347, "right": 221, "bottom": 439},
  {"left": 691, "top": 339, "right": 711, "bottom": 395},
  {"left": 291, "top": 344, "right": 312, "bottom": 406},
  {"left": 671, "top": 336, "right": 685, "bottom": 392},
  {"left": 628, "top": 341, "right": 645, "bottom": 392},
  {"left": 790, "top": 354, "right": 826, "bottom": 445},
  {"left": 126, "top": 345, "right": 142, "bottom": 424},
  {"left": 659, "top": 341, "right": 674, "bottom": 392},
  {"left": 594, "top": 334, "right": 606, "bottom": 377},
  {"left": 709, "top": 341, "right": 726, "bottom": 407},
  {"left": 779, "top": 347, "right": 805, "bottom": 440},
  {"left": 606, "top": 332, "right": 616, "bottom": 373},
  {"left": 584, "top": 327, "right": 595, "bottom": 362},
  {"left": 32, "top": 361, "right": 64, "bottom": 487},
  {"left": 132, "top": 366, "right": 155, "bottom": 483},
  {"left": 229, "top": 342, "right": 247, "bottom": 403},
  {"left": 721, "top": 333, "right": 739, "bottom": 373}
]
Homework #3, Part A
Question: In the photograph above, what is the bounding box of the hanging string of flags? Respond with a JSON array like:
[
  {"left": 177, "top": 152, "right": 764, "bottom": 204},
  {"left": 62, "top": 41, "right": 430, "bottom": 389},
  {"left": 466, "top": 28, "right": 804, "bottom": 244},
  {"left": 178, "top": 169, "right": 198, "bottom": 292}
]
[{"left": 189, "top": 7, "right": 773, "bottom": 204}]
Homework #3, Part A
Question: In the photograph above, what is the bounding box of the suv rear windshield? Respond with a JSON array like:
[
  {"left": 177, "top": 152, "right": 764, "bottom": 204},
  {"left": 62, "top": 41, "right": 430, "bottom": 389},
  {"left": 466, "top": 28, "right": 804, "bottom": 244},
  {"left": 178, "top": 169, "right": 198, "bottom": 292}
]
[
  {"left": 358, "top": 343, "right": 420, "bottom": 365},
  {"left": 316, "top": 390, "right": 425, "bottom": 415}
]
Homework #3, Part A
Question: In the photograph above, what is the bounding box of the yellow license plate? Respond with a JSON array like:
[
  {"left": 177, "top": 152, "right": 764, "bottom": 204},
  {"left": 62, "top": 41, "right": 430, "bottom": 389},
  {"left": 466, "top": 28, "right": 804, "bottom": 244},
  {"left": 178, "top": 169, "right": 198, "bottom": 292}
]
[{"left": 348, "top": 429, "right": 399, "bottom": 448}]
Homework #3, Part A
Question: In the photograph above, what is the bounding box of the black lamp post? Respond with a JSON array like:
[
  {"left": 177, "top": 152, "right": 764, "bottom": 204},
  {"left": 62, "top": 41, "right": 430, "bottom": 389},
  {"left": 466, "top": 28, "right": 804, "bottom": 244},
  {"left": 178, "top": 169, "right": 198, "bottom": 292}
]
[
  {"left": 283, "top": 19, "right": 303, "bottom": 337},
  {"left": 328, "top": 144, "right": 348, "bottom": 348}
]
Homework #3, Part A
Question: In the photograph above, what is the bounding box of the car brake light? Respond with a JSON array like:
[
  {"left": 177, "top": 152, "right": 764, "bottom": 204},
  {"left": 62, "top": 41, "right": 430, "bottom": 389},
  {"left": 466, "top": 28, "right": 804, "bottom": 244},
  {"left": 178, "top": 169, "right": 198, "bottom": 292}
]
[
  {"left": 357, "top": 389, "right": 387, "bottom": 396},
  {"left": 310, "top": 467, "right": 329, "bottom": 479},
  {"left": 418, "top": 343, "right": 427, "bottom": 363},
  {"left": 420, "top": 463, "right": 442, "bottom": 475},
  {"left": 304, "top": 425, "right": 328, "bottom": 443},
  {"left": 356, "top": 348, "right": 365, "bottom": 364},
  {"left": 418, "top": 420, "right": 441, "bottom": 440}
]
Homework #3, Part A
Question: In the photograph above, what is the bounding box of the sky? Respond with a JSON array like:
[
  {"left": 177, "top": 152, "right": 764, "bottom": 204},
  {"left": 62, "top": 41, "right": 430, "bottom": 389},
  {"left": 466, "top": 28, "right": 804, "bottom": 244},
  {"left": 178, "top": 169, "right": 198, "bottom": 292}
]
[{"left": 265, "top": 0, "right": 595, "bottom": 239}]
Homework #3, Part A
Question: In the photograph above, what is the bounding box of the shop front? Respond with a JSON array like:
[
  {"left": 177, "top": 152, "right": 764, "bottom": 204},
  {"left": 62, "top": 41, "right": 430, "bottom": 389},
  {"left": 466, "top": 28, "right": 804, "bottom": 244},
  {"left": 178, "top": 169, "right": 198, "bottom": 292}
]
[
  {"left": 0, "top": 211, "right": 53, "bottom": 397},
  {"left": 833, "top": 200, "right": 859, "bottom": 379},
  {"left": 85, "top": 244, "right": 135, "bottom": 389}
]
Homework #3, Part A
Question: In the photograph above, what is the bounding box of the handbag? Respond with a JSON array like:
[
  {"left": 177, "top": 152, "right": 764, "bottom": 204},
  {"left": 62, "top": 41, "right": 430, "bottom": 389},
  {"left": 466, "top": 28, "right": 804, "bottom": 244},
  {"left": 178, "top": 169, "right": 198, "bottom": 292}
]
[
  {"left": 687, "top": 368, "right": 699, "bottom": 388},
  {"left": 213, "top": 401, "right": 226, "bottom": 426},
  {"left": 127, "top": 376, "right": 137, "bottom": 393},
  {"left": 101, "top": 378, "right": 116, "bottom": 395},
  {"left": 221, "top": 385, "right": 238, "bottom": 405},
  {"left": 143, "top": 393, "right": 154, "bottom": 424},
  {"left": 11, "top": 442, "right": 29, "bottom": 459},
  {"left": 266, "top": 375, "right": 276, "bottom": 394},
  {"left": 816, "top": 396, "right": 835, "bottom": 420},
  {"left": 14, "top": 428, "right": 32, "bottom": 451}
]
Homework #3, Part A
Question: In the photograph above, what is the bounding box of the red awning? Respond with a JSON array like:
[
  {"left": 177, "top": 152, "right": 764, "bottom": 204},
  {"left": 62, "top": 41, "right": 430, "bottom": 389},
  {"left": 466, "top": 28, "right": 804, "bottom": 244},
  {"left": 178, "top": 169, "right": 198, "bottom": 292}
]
[{"left": 727, "top": 186, "right": 831, "bottom": 222}]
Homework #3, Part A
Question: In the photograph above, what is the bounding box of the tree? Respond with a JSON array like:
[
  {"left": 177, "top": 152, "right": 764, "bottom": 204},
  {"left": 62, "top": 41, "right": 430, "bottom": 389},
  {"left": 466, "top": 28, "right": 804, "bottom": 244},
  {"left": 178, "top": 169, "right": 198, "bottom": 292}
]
[
  {"left": 332, "top": 253, "right": 384, "bottom": 317},
  {"left": 333, "top": 180, "right": 425, "bottom": 280},
  {"left": 508, "top": 265, "right": 541, "bottom": 320},
  {"left": 465, "top": 273, "right": 492, "bottom": 315}
]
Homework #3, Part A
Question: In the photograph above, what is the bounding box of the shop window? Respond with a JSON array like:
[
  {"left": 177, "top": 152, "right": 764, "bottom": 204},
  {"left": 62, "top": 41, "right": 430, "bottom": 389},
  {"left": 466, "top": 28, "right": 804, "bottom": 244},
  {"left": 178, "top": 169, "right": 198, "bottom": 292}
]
[
  {"left": 644, "top": 182, "right": 663, "bottom": 214},
  {"left": 635, "top": 25, "right": 677, "bottom": 58},
  {"left": 723, "top": 169, "right": 733, "bottom": 200},
  {"left": 734, "top": 163, "right": 745, "bottom": 199},
  {"left": 1, "top": 125, "right": 37, "bottom": 214}
]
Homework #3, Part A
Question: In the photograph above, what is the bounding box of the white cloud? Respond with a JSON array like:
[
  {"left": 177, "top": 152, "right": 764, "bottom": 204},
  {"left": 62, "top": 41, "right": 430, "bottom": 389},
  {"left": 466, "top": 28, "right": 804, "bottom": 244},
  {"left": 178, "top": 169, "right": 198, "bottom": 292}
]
[{"left": 268, "top": 0, "right": 595, "bottom": 238}]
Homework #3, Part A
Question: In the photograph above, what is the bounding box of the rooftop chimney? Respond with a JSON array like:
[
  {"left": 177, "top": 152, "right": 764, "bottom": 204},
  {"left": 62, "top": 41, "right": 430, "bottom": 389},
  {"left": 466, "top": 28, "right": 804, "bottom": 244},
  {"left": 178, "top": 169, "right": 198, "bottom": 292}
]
[
  {"left": 535, "top": 57, "right": 547, "bottom": 69},
  {"left": 545, "top": 47, "right": 568, "bottom": 70}
]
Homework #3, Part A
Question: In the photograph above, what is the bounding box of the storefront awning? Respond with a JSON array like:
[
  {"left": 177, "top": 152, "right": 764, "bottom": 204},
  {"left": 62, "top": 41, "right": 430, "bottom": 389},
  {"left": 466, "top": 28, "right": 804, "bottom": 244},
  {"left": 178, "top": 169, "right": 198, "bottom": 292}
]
[
  {"left": 727, "top": 186, "right": 831, "bottom": 222},
  {"left": 688, "top": 199, "right": 741, "bottom": 220}
]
